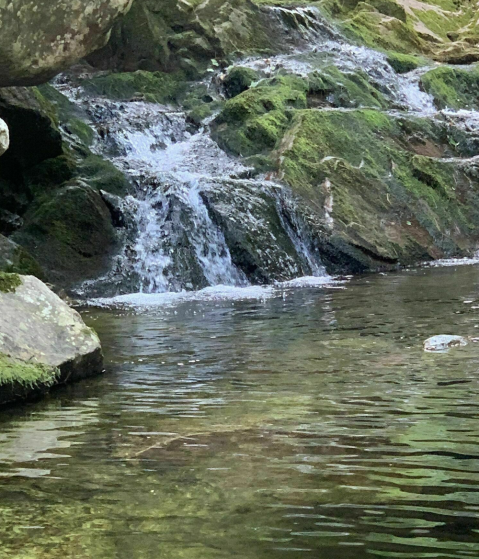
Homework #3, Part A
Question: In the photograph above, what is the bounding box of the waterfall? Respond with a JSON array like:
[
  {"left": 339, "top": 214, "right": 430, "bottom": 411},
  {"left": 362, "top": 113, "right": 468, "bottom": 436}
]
[
  {"left": 56, "top": 88, "right": 326, "bottom": 296},
  {"left": 55, "top": 4, "right": 478, "bottom": 297}
]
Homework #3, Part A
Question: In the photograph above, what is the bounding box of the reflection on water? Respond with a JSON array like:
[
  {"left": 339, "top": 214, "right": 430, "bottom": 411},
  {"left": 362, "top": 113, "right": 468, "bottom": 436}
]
[{"left": 2, "top": 266, "right": 479, "bottom": 558}]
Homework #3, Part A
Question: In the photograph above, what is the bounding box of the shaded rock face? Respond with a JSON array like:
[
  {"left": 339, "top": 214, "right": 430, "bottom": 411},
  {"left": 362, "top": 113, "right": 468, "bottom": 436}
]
[
  {"left": 0, "top": 118, "right": 8, "bottom": 156},
  {"left": 87, "top": 0, "right": 277, "bottom": 77},
  {"left": 0, "top": 234, "right": 44, "bottom": 277},
  {"left": 0, "top": 0, "right": 134, "bottom": 86},
  {"left": 0, "top": 84, "right": 132, "bottom": 290},
  {"left": 0, "top": 274, "right": 103, "bottom": 406}
]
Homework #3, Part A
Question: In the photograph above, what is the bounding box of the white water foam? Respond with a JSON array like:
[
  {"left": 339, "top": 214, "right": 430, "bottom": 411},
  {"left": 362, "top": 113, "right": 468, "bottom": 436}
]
[
  {"left": 422, "top": 255, "right": 479, "bottom": 268},
  {"left": 90, "top": 275, "right": 342, "bottom": 308}
]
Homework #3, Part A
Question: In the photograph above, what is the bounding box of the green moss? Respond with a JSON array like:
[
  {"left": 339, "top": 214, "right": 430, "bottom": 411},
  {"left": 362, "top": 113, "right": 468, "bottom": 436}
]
[
  {"left": 31, "top": 87, "right": 60, "bottom": 127},
  {"left": 25, "top": 155, "right": 77, "bottom": 196},
  {"left": 214, "top": 75, "right": 308, "bottom": 156},
  {"left": 13, "top": 183, "right": 119, "bottom": 286},
  {"left": 0, "top": 272, "right": 22, "bottom": 293},
  {"left": 274, "top": 107, "right": 478, "bottom": 262},
  {"left": 386, "top": 51, "right": 426, "bottom": 73},
  {"left": 308, "top": 66, "right": 389, "bottom": 108},
  {"left": 421, "top": 66, "right": 479, "bottom": 109},
  {"left": 81, "top": 71, "right": 187, "bottom": 104},
  {"left": 5, "top": 248, "right": 45, "bottom": 279},
  {"left": 37, "top": 84, "right": 95, "bottom": 147},
  {"left": 341, "top": 9, "right": 424, "bottom": 54},
  {"left": 178, "top": 82, "right": 224, "bottom": 125},
  {"left": 0, "top": 353, "right": 59, "bottom": 389},
  {"left": 78, "top": 155, "right": 132, "bottom": 196}
]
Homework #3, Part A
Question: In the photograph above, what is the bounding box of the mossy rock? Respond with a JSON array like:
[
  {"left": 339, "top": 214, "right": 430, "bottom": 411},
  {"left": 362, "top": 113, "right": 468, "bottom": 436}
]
[
  {"left": 37, "top": 83, "right": 96, "bottom": 147},
  {"left": 24, "top": 155, "right": 77, "bottom": 197},
  {"left": 223, "top": 67, "right": 259, "bottom": 98},
  {"left": 80, "top": 70, "right": 187, "bottom": 104},
  {"left": 386, "top": 51, "right": 426, "bottom": 73},
  {"left": 0, "top": 275, "right": 103, "bottom": 406},
  {"left": 213, "top": 75, "right": 308, "bottom": 156},
  {"left": 87, "top": 0, "right": 276, "bottom": 74},
  {"left": 276, "top": 108, "right": 479, "bottom": 267},
  {"left": 307, "top": 66, "right": 389, "bottom": 109},
  {"left": 13, "top": 183, "right": 119, "bottom": 288},
  {"left": 78, "top": 155, "right": 132, "bottom": 197},
  {"left": 0, "top": 235, "right": 44, "bottom": 279},
  {"left": 421, "top": 65, "right": 479, "bottom": 110}
]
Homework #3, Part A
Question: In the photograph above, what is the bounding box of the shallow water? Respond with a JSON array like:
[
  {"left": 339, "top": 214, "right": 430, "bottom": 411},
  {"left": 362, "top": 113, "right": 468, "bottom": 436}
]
[{"left": 3, "top": 265, "right": 479, "bottom": 558}]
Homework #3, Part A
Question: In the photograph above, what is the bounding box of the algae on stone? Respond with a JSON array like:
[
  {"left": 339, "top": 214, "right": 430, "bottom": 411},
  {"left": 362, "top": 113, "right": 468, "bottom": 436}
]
[
  {"left": 421, "top": 66, "right": 479, "bottom": 110},
  {"left": 0, "top": 353, "right": 59, "bottom": 390}
]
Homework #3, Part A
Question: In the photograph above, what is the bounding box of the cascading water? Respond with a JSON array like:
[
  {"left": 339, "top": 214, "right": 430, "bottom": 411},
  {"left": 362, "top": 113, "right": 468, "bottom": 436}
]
[
  {"left": 79, "top": 99, "right": 251, "bottom": 293},
  {"left": 245, "top": 6, "right": 436, "bottom": 114},
  {"left": 57, "top": 84, "right": 326, "bottom": 296}
]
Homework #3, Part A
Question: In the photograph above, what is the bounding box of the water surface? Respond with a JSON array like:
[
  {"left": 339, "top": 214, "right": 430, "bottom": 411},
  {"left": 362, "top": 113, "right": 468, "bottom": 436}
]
[{"left": 2, "top": 265, "right": 479, "bottom": 558}]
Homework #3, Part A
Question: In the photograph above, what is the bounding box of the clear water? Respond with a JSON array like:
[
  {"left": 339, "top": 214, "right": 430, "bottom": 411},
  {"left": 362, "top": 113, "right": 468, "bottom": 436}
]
[{"left": 3, "top": 264, "right": 479, "bottom": 558}]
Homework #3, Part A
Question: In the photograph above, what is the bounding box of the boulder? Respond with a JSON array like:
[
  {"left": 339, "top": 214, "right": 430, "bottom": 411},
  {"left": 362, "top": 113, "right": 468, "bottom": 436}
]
[
  {"left": 0, "top": 0, "right": 134, "bottom": 86},
  {"left": 0, "top": 118, "right": 9, "bottom": 156},
  {"left": 0, "top": 273, "right": 103, "bottom": 405},
  {"left": 87, "top": 0, "right": 276, "bottom": 76}
]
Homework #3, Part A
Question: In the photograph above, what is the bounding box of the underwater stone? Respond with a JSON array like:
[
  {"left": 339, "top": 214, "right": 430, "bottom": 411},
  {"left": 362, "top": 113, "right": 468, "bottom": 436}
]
[{"left": 0, "top": 274, "right": 103, "bottom": 405}]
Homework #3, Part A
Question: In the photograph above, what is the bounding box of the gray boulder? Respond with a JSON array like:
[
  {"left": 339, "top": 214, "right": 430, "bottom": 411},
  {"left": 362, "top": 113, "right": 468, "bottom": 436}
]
[
  {"left": 0, "top": 273, "right": 103, "bottom": 405},
  {"left": 0, "top": 0, "right": 133, "bottom": 86},
  {"left": 0, "top": 117, "right": 8, "bottom": 155}
]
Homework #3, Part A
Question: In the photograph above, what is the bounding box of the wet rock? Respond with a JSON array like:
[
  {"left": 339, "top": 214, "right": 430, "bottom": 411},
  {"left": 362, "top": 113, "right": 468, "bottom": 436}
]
[
  {"left": 0, "top": 235, "right": 44, "bottom": 278},
  {"left": 0, "top": 118, "right": 9, "bottom": 156},
  {"left": 0, "top": 0, "right": 133, "bottom": 86},
  {"left": 0, "top": 83, "right": 132, "bottom": 291},
  {"left": 201, "top": 181, "right": 312, "bottom": 283},
  {"left": 423, "top": 335, "right": 468, "bottom": 353},
  {"left": 421, "top": 66, "right": 479, "bottom": 110},
  {"left": 0, "top": 273, "right": 103, "bottom": 406},
  {"left": 13, "top": 182, "right": 120, "bottom": 289}
]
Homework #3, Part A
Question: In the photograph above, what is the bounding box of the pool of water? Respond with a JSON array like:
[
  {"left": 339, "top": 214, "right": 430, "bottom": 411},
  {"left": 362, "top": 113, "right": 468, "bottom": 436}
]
[{"left": 2, "top": 265, "right": 479, "bottom": 558}]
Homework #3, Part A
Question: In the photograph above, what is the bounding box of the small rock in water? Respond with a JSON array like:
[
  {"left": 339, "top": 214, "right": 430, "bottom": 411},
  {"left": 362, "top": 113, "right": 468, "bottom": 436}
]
[{"left": 423, "top": 335, "right": 468, "bottom": 353}]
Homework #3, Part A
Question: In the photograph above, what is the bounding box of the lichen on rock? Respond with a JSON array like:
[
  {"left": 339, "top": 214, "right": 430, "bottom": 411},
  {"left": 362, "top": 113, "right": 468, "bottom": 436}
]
[{"left": 0, "top": 0, "right": 134, "bottom": 86}]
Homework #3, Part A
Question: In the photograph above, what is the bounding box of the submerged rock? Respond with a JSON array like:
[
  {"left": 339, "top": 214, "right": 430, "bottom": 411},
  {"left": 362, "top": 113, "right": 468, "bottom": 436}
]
[
  {"left": 0, "top": 0, "right": 133, "bottom": 86},
  {"left": 0, "top": 273, "right": 103, "bottom": 406},
  {"left": 0, "top": 118, "right": 9, "bottom": 156},
  {"left": 423, "top": 335, "right": 468, "bottom": 353}
]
